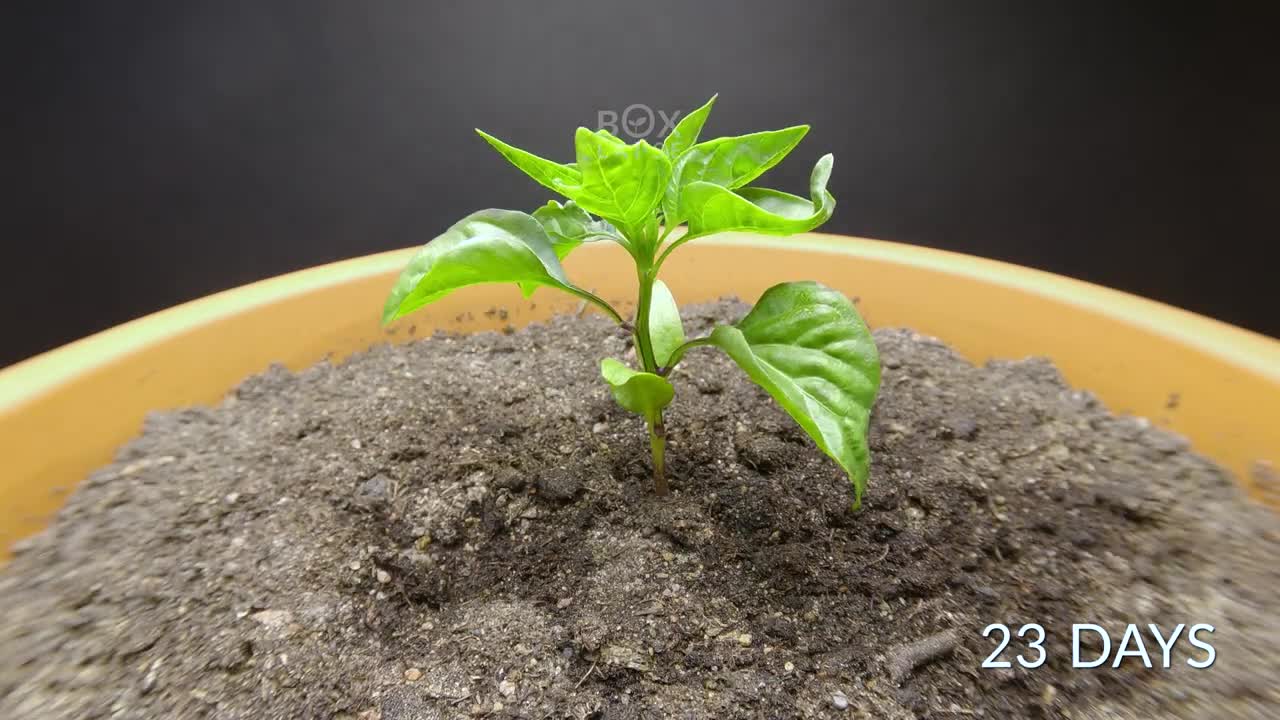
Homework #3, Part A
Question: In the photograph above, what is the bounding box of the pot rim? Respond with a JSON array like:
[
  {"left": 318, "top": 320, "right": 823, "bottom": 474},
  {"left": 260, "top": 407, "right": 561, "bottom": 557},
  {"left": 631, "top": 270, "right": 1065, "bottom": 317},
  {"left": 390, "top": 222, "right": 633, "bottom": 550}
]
[{"left": 3, "top": 232, "right": 1275, "bottom": 414}]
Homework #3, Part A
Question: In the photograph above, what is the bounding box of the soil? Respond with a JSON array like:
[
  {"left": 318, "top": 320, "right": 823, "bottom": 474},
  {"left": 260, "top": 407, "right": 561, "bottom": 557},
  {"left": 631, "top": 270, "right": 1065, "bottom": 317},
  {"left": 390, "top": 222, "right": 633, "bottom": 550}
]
[{"left": 2, "top": 300, "right": 1278, "bottom": 719}]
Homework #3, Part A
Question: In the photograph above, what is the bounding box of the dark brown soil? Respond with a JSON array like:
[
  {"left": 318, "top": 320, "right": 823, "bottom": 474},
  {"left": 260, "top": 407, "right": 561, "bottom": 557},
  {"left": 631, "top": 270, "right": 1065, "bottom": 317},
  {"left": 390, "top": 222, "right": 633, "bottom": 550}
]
[{"left": 2, "top": 301, "right": 1277, "bottom": 719}]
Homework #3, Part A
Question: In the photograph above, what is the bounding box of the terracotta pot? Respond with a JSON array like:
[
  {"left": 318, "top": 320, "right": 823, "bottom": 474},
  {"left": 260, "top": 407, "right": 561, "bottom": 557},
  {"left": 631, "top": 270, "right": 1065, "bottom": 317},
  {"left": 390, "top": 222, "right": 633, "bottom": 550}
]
[{"left": 2, "top": 234, "right": 1277, "bottom": 557}]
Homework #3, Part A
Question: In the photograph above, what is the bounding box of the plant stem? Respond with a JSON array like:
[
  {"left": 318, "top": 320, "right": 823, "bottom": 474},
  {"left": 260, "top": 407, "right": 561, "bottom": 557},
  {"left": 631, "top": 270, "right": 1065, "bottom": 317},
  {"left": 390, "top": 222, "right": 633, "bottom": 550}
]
[
  {"left": 653, "top": 229, "right": 703, "bottom": 275},
  {"left": 655, "top": 222, "right": 678, "bottom": 249},
  {"left": 661, "top": 336, "right": 715, "bottom": 374},
  {"left": 648, "top": 413, "right": 668, "bottom": 496},
  {"left": 566, "top": 287, "right": 625, "bottom": 326},
  {"left": 634, "top": 223, "right": 667, "bottom": 495},
  {"left": 633, "top": 264, "right": 660, "bottom": 373}
]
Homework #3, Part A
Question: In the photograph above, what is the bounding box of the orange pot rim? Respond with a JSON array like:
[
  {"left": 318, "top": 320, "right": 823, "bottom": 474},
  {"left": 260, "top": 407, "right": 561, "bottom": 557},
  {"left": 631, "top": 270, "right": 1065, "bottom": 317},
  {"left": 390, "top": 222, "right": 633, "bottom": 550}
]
[{"left": 3, "top": 232, "right": 1275, "bottom": 415}]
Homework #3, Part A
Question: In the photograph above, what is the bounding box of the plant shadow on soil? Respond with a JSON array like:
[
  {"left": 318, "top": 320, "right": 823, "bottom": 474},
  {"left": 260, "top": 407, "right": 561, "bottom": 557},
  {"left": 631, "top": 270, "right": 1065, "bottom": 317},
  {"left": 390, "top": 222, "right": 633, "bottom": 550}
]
[{"left": 1, "top": 300, "right": 1278, "bottom": 719}]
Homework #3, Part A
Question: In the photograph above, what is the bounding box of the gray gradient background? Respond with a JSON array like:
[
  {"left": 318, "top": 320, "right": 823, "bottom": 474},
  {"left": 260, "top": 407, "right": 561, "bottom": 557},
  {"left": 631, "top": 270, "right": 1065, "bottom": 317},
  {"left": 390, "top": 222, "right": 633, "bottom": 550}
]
[{"left": 3, "top": 1, "right": 1277, "bottom": 367}]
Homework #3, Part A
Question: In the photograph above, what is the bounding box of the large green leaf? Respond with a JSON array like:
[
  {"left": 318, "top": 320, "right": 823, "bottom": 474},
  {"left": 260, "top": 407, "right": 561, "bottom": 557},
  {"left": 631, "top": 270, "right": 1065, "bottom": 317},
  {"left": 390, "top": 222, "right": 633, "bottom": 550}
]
[
  {"left": 677, "top": 126, "right": 809, "bottom": 190},
  {"left": 648, "top": 279, "right": 685, "bottom": 367},
  {"left": 572, "top": 128, "right": 671, "bottom": 227},
  {"left": 600, "top": 358, "right": 674, "bottom": 424},
  {"left": 383, "top": 209, "right": 576, "bottom": 324},
  {"left": 476, "top": 129, "right": 581, "bottom": 198},
  {"left": 664, "top": 125, "right": 809, "bottom": 224},
  {"left": 682, "top": 153, "right": 836, "bottom": 240},
  {"left": 709, "top": 281, "right": 880, "bottom": 507},
  {"left": 661, "top": 94, "right": 718, "bottom": 159}
]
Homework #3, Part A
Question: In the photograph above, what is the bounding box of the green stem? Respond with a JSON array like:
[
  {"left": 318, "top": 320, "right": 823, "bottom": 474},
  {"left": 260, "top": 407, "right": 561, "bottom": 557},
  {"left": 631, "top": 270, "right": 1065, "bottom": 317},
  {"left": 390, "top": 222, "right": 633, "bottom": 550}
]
[
  {"left": 660, "top": 336, "right": 715, "bottom": 374},
  {"left": 648, "top": 413, "right": 668, "bottom": 496},
  {"left": 633, "top": 264, "right": 660, "bottom": 373},
  {"left": 653, "top": 230, "right": 704, "bottom": 274},
  {"left": 565, "top": 286, "right": 625, "bottom": 326},
  {"left": 655, "top": 222, "right": 678, "bottom": 249}
]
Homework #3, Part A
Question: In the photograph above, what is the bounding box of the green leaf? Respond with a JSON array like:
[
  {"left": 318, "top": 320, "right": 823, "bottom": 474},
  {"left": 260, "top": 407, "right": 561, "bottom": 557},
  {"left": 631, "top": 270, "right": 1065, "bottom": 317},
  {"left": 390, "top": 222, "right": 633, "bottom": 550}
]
[
  {"left": 648, "top": 279, "right": 685, "bottom": 367},
  {"left": 709, "top": 281, "right": 880, "bottom": 508},
  {"left": 664, "top": 125, "right": 809, "bottom": 223},
  {"left": 595, "top": 128, "right": 628, "bottom": 146},
  {"left": 662, "top": 94, "right": 717, "bottom": 159},
  {"left": 678, "top": 125, "right": 809, "bottom": 191},
  {"left": 682, "top": 153, "right": 836, "bottom": 240},
  {"left": 383, "top": 209, "right": 577, "bottom": 324},
  {"left": 600, "top": 358, "right": 674, "bottom": 424},
  {"left": 532, "top": 200, "right": 598, "bottom": 258},
  {"left": 476, "top": 129, "right": 581, "bottom": 198},
  {"left": 520, "top": 200, "right": 597, "bottom": 294},
  {"left": 572, "top": 128, "right": 671, "bottom": 227}
]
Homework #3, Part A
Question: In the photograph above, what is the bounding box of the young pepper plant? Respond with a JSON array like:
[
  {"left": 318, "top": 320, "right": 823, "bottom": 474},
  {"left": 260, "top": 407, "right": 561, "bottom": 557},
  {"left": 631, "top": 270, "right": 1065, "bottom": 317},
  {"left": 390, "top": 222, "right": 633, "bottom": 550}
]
[{"left": 382, "top": 96, "right": 882, "bottom": 507}]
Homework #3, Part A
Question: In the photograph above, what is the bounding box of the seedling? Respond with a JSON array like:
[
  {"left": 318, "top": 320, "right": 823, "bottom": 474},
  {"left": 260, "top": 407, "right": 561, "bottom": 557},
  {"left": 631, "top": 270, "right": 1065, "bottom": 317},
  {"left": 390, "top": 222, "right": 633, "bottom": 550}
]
[{"left": 383, "top": 96, "right": 881, "bottom": 506}]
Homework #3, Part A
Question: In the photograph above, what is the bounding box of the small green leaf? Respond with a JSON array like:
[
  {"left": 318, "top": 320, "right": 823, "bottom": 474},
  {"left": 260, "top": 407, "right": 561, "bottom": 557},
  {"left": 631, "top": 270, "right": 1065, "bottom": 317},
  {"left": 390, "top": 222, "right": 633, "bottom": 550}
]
[
  {"left": 600, "top": 358, "right": 674, "bottom": 424},
  {"left": 664, "top": 125, "right": 809, "bottom": 224},
  {"left": 524, "top": 201, "right": 626, "bottom": 294},
  {"left": 383, "top": 209, "right": 577, "bottom": 324},
  {"left": 595, "top": 128, "right": 628, "bottom": 146},
  {"left": 572, "top": 128, "right": 671, "bottom": 227},
  {"left": 476, "top": 129, "right": 581, "bottom": 197},
  {"left": 662, "top": 94, "right": 717, "bottom": 159},
  {"left": 682, "top": 153, "right": 836, "bottom": 240},
  {"left": 648, "top": 279, "right": 685, "bottom": 367},
  {"left": 532, "top": 200, "right": 597, "bottom": 258},
  {"left": 709, "top": 281, "right": 880, "bottom": 507}
]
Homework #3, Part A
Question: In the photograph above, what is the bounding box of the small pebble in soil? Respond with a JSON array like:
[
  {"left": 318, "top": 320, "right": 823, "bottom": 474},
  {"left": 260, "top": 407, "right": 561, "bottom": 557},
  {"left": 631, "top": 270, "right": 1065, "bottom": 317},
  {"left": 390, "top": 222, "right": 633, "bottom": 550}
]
[
  {"left": 140, "top": 658, "right": 162, "bottom": 695},
  {"left": 354, "top": 474, "right": 393, "bottom": 509},
  {"left": 537, "top": 469, "right": 582, "bottom": 504},
  {"left": 491, "top": 468, "right": 524, "bottom": 491},
  {"left": 403, "top": 668, "right": 421, "bottom": 682},
  {"left": 832, "top": 691, "right": 850, "bottom": 710},
  {"left": 941, "top": 415, "right": 979, "bottom": 440}
]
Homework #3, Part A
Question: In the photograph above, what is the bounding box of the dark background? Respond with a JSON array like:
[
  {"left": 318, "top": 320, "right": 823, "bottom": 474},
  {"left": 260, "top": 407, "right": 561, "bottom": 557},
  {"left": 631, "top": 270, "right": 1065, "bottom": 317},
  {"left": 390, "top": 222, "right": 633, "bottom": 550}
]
[{"left": 4, "top": 1, "right": 1277, "bottom": 368}]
